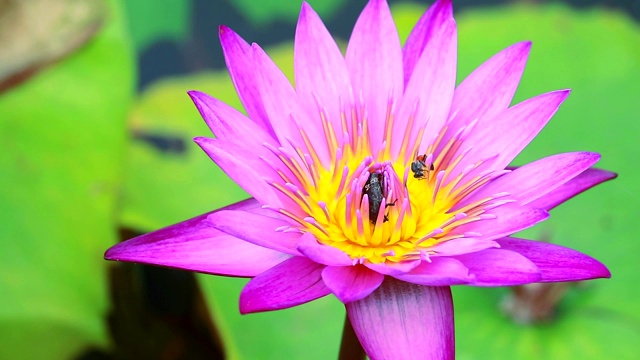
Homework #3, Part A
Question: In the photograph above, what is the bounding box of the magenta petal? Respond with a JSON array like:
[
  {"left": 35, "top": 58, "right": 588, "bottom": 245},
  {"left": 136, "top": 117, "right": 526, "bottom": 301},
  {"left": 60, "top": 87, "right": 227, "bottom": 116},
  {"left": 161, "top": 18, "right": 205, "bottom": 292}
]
[
  {"left": 496, "top": 238, "right": 610, "bottom": 282},
  {"left": 239, "top": 256, "right": 330, "bottom": 313},
  {"left": 322, "top": 265, "right": 384, "bottom": 303},
  {"left": 188, "top": 90, "right": 274, "bottom": 145},
  {"left": 294, "top": 3, "right": 351, "bottom": 136},
  {"left": 452, "top": 204, "right": 549, "bottom": 241},
  {"left": 297, "top": 233, "right": 352, "bottom": 266},
  {"left": 208, "top": 210, "right": 301, "bottom": 255},
  {"left": 194, "top": 137, "right": 282, "bottom": 208},
  {"left": 219, "top": 26, "right": 273, "bottom": 136},
  {"left": 447, "top": 41, "right": 531, "bottom": 139},
  {"left": 402, "top": 0, "right": 453, "bottom": 86},
  {"left": 346, "top": 0, "right": 403, "bottom": 151},
  {"left": 455, "top": 89, "right": 571, "bottom": 173},
  {"left": 394, "top": 257, "right": 473, "bottom": 286},
  {"left": 429, "top": 238, "right": 500, "bottom": 256},
  {"left": 347, "top": 279, "right": 454, "bottom": 360},
  {"left": 366, "top": 259, "right": 421, "bottom": 275},
  {"left": 454, "top": 248, "right": 541, "bottom": 286},
  {"left": 105, "top": 200, "right": 289, "bottom": 277},
  {"left": 528, "top": 168, "right": 617, "bottom": 210},
  {"left": 459, "top": 152, "right": 601, "bottom": 209},
  {"left": 251, "top": 44, "right": 329, "bottom": 161},
  {"left": 394, "top": 18, "right": 457, "bottom": 159}
]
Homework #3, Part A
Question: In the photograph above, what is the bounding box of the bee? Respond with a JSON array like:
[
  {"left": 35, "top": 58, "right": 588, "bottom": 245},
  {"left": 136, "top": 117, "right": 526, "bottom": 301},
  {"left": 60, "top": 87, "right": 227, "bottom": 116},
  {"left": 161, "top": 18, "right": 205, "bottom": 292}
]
[
  {"left": 410, "top": 154, "right": 434, "bottom": 179},
  {"left": 362, "top": 172, "right": 396, "bottom": 224}
]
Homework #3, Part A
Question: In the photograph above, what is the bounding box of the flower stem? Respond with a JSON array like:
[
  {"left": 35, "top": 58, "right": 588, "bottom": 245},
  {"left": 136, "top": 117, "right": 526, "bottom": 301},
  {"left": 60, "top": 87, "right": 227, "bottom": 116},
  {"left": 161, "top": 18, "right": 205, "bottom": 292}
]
[{"left": 338, "top": 313, "right": 366, "bottom": 360}]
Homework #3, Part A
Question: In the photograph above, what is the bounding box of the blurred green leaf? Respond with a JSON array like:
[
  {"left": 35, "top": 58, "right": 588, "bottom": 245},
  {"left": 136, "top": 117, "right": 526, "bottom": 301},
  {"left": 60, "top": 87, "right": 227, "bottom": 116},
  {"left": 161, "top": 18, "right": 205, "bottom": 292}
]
[
  {"left": 231, "top": 0, "right": 346, "bottom": 25},
  {"left": 198, "top": 275, "right": 344, "bottom": 360},
  {"left": 118, "top": 73, "right": 245, "bottom": 230},
  {"left": 123, "top": 0, "right": 190, "bottom": 52},
  {"left": 394, "top": 3, "right": 640, "bottom": 359},
  {"left": 0, "top": 0, "right": 135, "bottom": 358}
]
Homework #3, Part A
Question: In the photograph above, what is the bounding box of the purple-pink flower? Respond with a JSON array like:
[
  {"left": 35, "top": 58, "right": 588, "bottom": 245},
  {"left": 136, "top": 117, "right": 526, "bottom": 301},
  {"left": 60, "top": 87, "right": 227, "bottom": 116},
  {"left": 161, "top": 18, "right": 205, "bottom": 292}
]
[{"left": 106, "top": 0, "right": 615, "bottom": 358}]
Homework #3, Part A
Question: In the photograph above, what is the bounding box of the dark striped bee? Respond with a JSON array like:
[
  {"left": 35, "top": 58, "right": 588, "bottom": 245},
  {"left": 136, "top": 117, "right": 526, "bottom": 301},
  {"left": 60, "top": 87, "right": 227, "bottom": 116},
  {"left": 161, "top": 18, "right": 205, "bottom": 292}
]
[
  {"left": 363, "top": 172, "right": 396, "bottom": 224},
  {"left": 410, "top": 155, "right": 434, "bottom": 179}
]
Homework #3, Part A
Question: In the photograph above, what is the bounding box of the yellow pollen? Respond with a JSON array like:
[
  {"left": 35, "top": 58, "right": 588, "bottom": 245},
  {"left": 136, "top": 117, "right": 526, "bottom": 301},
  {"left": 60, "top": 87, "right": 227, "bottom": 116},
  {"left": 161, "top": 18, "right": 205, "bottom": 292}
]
[{"left": 273, "top": 108, "right": 494, "bottom": 265}]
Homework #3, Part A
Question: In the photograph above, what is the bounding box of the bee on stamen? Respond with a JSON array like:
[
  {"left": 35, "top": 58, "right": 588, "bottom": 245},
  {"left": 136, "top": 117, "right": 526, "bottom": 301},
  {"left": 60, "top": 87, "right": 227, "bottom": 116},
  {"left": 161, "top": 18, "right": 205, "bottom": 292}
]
[
  {"left": 362, "top": 172, "right": 396, "bottom": 224},
  {"left": 410, "top": 154, "right": 435, "bottom": 180}
]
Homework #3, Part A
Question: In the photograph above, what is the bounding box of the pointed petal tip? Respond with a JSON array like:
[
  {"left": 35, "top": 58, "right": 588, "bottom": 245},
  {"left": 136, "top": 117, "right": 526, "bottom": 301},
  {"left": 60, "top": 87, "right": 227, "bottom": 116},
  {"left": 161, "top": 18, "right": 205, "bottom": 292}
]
[
  {"left": 187, "top": 89, "right": 207, "bottom": 102},
  {"left": 238, "top": 294, "right": 255, "bottom": 315},
  {"left": 582, "top": 151, "right": 602, "bottom": 164},
  {"left": 299, "top": 1, "right": 312, "bottom": 13},
  {"left": 558, "top": 88, "right": 572, "bottom": 97},
  {"left": 104, "top": 241, "right": 134, "bottom": 261},
  {"left": 218, "top": 24, "right": 232, "bottom": 36},
  {"left": 518, "top": 40, "right": 532, "bottom": 49},
  {"left": 103, "top": 246, "right": 118, "bottom": 261},
  {"left": 599, "top": 264, "right": 612, "bottom": 279},
  {"left": 507, "top": 40, "right": 532, "bottom": 56},
  {"left": 192, "top": 136, "right": 212, "bottom": 145},
  {"left": 218, "top": 25, "right": 233, "bottom": 40}
]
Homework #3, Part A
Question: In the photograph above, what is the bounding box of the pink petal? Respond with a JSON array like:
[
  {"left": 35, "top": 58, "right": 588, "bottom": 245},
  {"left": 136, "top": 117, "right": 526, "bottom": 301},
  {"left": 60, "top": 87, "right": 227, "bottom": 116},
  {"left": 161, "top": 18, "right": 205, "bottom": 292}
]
[
  {"left": 445, "top": 41, "right": 531, "bottom": 144},
  {"left": 194, "top": 137, "right": 282, "bottom": 207},
  {"left": 219, "top": 26, "right": 274, "bottom": 136},
  {"left": 458, "top": 152, "right": 601, "bottom": 209},
  {"left": 453, "top": 90, "right": 570, "bottom": 175},
  {"left": 402, "top": 0, "right": 453, "bottom": 86},
  {"left": 496, "top": 238, "right": 610, "bottom": 282},
  {"left": 252, "top": 44, "right": 330, "bottom": 167},
  {"left": 207, "top": 210, "right": 301, "bottom": 255},
  {"left": 346, "top": 279, "right": 454, "bottom": 360},
  {"left": 188, "top": 90, "right": 274, "bottom": 145},
  {"left": 528, "top": 168, "right": 617, "bottom": 210},
  {"left": 451, "top": 203, "right": 549, "bottom": 241},
  {"left": 104, "top": 200, "right": 289, "bottom": 277},
  {"left": 346, "top": 0, "right": 403, "bottom": 153},
  {"left": 393, "top": 18, "right": 457, "bottom": 159},
  {"left": 294, "top": 3, "right": 351, "bottom": 138},
  {"left": 365, "top": 259, "right": 421, "bottom": 275},
  {"left": 239, "top": 256, "right": 330, "bottom": 313},
  {"left": 454, "top": 248, "right": 541, "bottom": 286},
  {"left": 393, "top": 257, "right": 473, "bottom": 286},
  {"left": 322, "top": 265, "right": 384, "bottom": 303},
  {"left": 429, "top": 238, "right": 500, "bottom": 256},
  {"left": 297, "top": 233, "right": 352, "bottom": 266}
]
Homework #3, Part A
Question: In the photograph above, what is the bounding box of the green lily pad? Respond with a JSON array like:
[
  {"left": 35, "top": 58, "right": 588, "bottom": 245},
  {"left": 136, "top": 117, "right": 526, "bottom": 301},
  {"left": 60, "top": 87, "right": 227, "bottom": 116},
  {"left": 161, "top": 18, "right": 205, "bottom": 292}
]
[
  {"left": 199, "top": 276, "right": 345, "bottom": 360},
  {"left": 395, "top": 2, "right": 640, "bottom": 359},
  {"left": 0, "top": 0, "right": 135, "bottom": 359}
]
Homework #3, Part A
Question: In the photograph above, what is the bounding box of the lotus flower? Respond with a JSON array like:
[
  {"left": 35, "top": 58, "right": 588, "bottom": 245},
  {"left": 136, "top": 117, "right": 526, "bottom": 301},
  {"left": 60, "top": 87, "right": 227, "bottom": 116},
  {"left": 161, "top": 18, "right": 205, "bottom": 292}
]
[{"left": 106, "top": 0, "right": 615, "bottom": 358}]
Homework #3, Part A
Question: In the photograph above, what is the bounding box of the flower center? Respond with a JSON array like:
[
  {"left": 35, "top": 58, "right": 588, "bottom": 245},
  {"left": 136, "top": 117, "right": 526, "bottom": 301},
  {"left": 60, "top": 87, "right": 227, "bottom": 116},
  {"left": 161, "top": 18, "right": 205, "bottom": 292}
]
[{"left": 265, "top": 99, "right": 504, "bottom": 264}]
